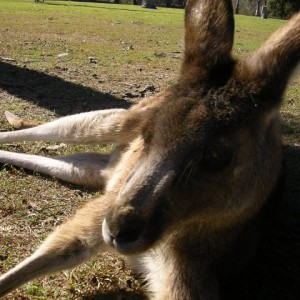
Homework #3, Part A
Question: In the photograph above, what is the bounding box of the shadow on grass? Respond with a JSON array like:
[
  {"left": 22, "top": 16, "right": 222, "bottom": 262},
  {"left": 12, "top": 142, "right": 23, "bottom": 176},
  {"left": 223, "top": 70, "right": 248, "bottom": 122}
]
[
  {"left": 45, "top": 1, "right": 180, "bottom": 14},
  {"left": 0, "top": 62, "right": 131, "bottom": 116}
]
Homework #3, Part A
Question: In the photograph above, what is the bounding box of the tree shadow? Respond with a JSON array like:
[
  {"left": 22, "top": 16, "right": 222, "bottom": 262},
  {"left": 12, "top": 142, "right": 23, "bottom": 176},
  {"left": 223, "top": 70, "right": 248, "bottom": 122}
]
[
  {"left": 222, "top": 144, "right": 300, "bottom": 300},
  {"left": 0, "top": 62, "right": 131, "bottom": 116},
  {"left": 45, "top": 1, "right": 179, "bottom": 14}
]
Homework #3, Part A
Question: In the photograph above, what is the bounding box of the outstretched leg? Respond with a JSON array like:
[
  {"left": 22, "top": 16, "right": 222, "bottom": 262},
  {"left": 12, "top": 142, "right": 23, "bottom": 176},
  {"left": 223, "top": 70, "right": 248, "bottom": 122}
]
[
  {"left": 0, "top": 195, "right": 111, "bottom": 297},
  {"left": 0, "top": 108, "right": 133, "bottom": 145},
  {"left": 0, "top": 150, "right": 112, "bottom": 187}
]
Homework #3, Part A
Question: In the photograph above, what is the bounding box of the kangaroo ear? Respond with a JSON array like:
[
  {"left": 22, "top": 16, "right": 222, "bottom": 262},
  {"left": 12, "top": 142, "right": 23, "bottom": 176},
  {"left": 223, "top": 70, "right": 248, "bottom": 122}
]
[
  {"left": 241, "top": 13, "right": 300, "bottom": 106},
  {"left": 181, "top": 0, "right": 234, "bottom": 82}
]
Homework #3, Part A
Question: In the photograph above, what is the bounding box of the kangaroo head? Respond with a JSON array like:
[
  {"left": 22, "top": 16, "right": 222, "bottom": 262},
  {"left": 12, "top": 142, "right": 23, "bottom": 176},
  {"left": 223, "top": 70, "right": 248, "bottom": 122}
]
[{"left": 102, "top": 0, "right": 300, "bottom": 255}]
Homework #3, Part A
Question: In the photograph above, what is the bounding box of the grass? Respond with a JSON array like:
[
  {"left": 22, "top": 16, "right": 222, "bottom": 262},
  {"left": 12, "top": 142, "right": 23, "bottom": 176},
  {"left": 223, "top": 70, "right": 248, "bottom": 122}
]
[
  {"left": 0, "top": 0, "right": 183, "bottom": 75},
  {"left": 0, "top": 1, "right": 299, "bottom": 299},
  {"left": 234, "top": 15, "right": 286, "bottom": 54}
]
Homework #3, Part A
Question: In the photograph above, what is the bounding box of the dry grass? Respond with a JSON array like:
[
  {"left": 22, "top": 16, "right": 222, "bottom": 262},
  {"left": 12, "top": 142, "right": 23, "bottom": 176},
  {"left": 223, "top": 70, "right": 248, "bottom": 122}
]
[{"left": 0, "top": 1, "right": 299, "bottom": 299}]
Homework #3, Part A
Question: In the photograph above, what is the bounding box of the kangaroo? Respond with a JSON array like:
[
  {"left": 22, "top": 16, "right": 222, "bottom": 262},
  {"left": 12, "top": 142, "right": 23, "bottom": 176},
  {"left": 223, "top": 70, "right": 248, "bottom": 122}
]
[{"left": 0, "top": 0, "right": 299, "bottom": 299}]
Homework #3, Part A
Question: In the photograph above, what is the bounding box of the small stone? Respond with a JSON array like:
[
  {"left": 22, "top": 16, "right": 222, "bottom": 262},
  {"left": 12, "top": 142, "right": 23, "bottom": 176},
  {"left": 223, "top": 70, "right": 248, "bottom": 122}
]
[
  {"left": 57, "top": 53, "right": 69, "bottom": 58},
  {"left": 0, "top": 254, "right": 8, "bottom": 261},
  {"left": 123, "top": 92, "right": 139, "bottom": 99},
  {"left": 88, "top": 57, "right": 98, "bottom": 64},
  {"left": 154, "top": 51, "right": 167, "bottom": 57},
  {"left": 0, "top": 56, "right": 15, "bottom": 62}
]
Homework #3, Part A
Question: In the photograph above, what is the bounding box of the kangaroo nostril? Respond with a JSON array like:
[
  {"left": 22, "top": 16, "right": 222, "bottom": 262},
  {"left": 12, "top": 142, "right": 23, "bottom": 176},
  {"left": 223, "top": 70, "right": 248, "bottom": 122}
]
[
  {"left": 104, "top": 212, "right": 146, "bottom": 246},
  {"left": 115, "top": 222, "right": 145, "bottom": 244}
]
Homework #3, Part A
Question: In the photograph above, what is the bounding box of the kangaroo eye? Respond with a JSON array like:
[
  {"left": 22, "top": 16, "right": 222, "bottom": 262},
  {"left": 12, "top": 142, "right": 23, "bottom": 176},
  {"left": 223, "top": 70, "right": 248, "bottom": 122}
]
[{"left": 202, "top": 146, "right": 233, "bottom": 172}]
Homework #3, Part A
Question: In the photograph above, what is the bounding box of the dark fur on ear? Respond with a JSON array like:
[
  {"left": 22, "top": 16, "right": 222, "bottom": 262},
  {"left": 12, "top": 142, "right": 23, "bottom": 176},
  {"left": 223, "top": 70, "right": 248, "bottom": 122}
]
[{"left": 182, "top": 0, "right": 235, "bottom": 83}]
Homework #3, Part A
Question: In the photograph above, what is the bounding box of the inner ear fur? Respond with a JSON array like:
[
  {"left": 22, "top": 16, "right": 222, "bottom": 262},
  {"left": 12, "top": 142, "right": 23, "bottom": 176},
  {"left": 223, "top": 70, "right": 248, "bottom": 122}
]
[{"left": 181, "top": 0, "right": 234, "bottom": 82}]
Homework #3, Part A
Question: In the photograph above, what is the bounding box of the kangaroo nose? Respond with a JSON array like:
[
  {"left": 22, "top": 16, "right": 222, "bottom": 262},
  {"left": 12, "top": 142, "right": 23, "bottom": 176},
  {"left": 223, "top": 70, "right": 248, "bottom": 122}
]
[
  {"left": 102, "top": 212, "right": 146, "bottom": 249},
  {"left": 115, "top": 218, "right": 145, "bottom": 244}
]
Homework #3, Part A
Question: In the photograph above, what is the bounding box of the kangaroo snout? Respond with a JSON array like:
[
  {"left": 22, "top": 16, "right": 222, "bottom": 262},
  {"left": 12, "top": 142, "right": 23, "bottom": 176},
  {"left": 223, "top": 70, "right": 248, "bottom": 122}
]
[{"left": 103, "top": 161, "right": 176, "bottom": 254}]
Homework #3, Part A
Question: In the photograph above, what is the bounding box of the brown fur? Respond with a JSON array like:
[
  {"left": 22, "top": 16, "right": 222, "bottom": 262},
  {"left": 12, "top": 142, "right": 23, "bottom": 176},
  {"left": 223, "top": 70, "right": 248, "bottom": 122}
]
[{"left": 0, "top": 1, "right": 299, "bottom": 299}]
